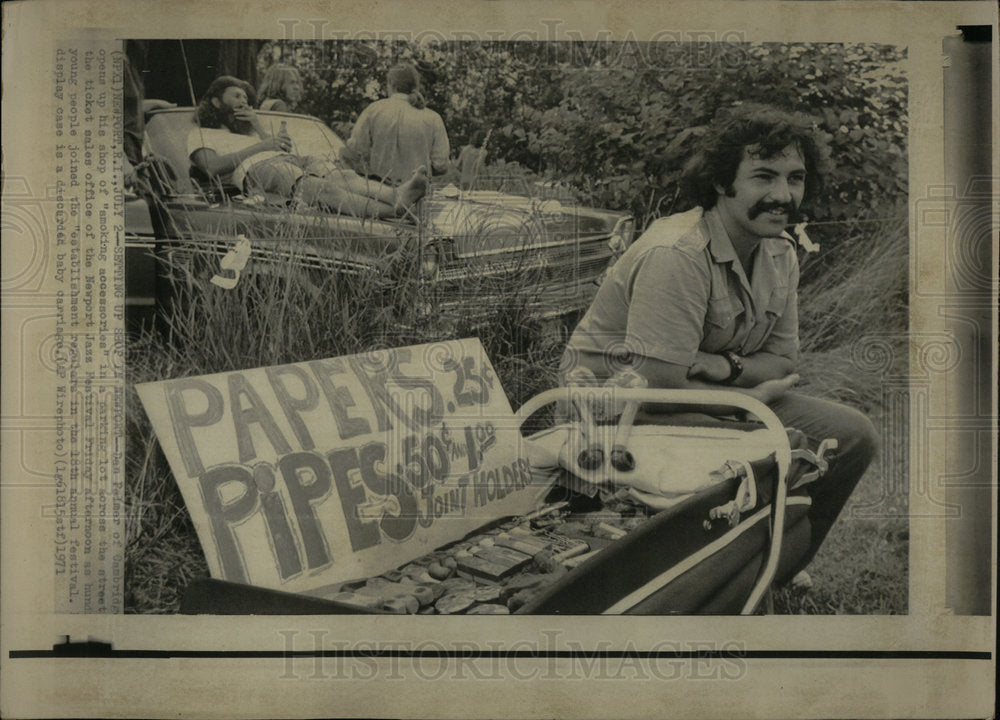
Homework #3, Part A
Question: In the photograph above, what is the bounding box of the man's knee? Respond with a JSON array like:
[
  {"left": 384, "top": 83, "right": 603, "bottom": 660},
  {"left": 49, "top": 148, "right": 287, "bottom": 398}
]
[
  {"left": 248, "top": 161, "right": 301, "bottom": 197},
  {"left": 310, "top": 177, "right": 350, "bottom": 203},
  {"left": 774, "top": 393, "right": 878, "bottom": 468},
  {"left": 835, "top": 404, "right": 879, "bottom": 469}
]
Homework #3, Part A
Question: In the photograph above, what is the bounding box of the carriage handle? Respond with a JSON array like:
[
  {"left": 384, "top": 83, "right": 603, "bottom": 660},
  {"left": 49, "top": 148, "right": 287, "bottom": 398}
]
[{"left": 514, "top": 387, "right": 791, "bottom": 615}]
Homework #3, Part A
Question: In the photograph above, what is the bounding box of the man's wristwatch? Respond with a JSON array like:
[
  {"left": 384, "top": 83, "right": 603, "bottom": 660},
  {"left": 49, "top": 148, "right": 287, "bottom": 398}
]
[{"left": 721, "top": 350, "right": 744, "bottom": 384}]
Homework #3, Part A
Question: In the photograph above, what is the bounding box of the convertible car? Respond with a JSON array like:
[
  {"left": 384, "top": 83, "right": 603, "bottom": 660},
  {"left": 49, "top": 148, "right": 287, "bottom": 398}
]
[{"left": 125, "top": 108, "right": 634, "bottom": 331}]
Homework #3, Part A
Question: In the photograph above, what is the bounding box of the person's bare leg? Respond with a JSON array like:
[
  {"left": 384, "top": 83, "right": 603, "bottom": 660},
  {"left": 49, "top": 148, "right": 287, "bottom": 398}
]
[
  {"left": 296, "top": 176, "right": 397, "bottom": 219},
  {"left": 324, "top": 165, "right": 429, "bottom": 214},
  {"left": 322, "top": 166, "right": 399, "bottom": 206}
]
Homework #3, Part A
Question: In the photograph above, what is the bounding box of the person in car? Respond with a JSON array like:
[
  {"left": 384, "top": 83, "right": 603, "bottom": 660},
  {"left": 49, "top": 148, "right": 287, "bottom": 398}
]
[
  {"left": 344, "top": 63, "right": 451, "bottom": 184},
  {"left": 189, "top": 75, "right": 427, "bottom": 220},
  {"left": 562, "top": 103, "right": 878, "bottom": 576},
  {"left": 257, "top": 63, "right": 304, "bottom": 112}
]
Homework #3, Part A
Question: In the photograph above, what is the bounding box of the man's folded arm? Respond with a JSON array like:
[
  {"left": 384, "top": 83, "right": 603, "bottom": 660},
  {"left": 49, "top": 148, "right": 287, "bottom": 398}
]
[
  {"left": 631, "top": 354, "right": 799, "bottom": 413},
  {"left": 689, "top": 350, "right": 796, "bottom": 387},
  {"left": 190, "top": 141, "right": 278, "bottom": 179}
]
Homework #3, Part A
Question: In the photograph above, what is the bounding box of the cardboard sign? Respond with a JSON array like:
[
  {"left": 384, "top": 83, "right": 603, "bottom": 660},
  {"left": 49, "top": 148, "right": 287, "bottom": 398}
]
[{"left": 137, "top": 339, "right": 549, "bottom": 596}]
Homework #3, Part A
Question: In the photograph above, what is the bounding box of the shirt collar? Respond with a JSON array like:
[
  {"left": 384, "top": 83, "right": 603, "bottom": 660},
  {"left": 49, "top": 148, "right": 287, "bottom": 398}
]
[{"left": 703, "top": 207, "right": 739, "bottom": 264}]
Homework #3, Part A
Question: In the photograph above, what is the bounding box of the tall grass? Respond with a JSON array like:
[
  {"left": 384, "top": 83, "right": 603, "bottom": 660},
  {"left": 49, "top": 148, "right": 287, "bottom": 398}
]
[
  {"left": 125, "top": 199, "right": 565, "bottom": 611},
  {"left": 125, "top": 193, "right": 909, "bottom": 614},
  {"left": 776, "top": 207, "right": 909, "bottom": 613},
  {"left": 796, "top": 211, "right": 909, "bottom": 409},
  {"left": 125, "top": 248, "right": 425, "bottom": 610}
]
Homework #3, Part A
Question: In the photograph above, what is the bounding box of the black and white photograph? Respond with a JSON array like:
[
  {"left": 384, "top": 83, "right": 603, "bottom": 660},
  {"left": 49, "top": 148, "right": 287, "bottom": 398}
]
[
  {"left": 0, "top": 1, "right": 995, "bottom": 718},
  {"left": 123, "top": 37, "right": 908, "bottom": 617}
]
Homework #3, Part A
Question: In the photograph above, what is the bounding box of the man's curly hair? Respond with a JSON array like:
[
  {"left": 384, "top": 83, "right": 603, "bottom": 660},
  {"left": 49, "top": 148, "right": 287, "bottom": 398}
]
[
  {"left": 681, "top": 103, "right": 829, "bottom": 211},
  {"left": 194, "top": 75, "right": 258, "bottom": 129}
]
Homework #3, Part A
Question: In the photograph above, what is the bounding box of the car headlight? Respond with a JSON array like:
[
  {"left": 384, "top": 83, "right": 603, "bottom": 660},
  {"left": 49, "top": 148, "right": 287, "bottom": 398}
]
[
  {"left": 416, "top": 301, "right": 435, "bottom": 317},
  {"left": 536, "top": 199, "right": 564, "bottom": 218},
  {"left": 608, "top": 216, "right": 635, "bottom": 255},
  {"left": 419, "top": 246, "right": 440, "bottom": 280}
]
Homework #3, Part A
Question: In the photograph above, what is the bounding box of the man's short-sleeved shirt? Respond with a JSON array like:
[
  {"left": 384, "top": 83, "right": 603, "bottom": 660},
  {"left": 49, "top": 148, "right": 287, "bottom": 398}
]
[
  {"left": 187, "top": 126, "right": 283, "bottom": 190},
  {"left": 346, "top": 94, "right": 450, "bottom": 184},
  {"left": 565, "top": 206, "right": 800, "bottom": 380}
]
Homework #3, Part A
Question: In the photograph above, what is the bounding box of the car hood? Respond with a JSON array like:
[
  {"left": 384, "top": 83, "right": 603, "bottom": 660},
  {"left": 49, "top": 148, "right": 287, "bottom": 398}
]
[{"left": 425, "top": 189, "right": 614, "bottom": 256}]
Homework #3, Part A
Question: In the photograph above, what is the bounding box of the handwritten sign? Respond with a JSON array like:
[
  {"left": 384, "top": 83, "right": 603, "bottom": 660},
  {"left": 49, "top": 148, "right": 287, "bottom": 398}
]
[{"left": 137, "top": 339, "right": 549, "bottom": 595}]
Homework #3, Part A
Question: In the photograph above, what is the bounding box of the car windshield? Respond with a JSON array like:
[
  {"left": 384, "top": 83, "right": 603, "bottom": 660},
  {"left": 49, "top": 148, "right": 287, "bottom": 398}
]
[{"left": 144, "top": 109, "right": 346, "bottom": 195}]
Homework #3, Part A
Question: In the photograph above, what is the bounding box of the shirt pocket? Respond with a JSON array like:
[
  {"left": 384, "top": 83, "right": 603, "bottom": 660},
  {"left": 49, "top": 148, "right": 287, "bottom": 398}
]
[
  {"left": 703, "top": 294, "right": 740, "bottom": 349},
  {"left": 743, "top": 286, "right": 790, "bottom": 354}
]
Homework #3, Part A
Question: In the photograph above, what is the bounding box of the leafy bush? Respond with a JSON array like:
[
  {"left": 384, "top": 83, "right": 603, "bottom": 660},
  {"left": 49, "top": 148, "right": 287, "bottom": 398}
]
[{"left": 261, "top": 41, "right": 906, "bottom": 230}]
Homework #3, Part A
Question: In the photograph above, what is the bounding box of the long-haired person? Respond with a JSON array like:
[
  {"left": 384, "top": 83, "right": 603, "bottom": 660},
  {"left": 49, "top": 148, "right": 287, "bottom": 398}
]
[{"left": 257, "top": 63, "right": 304, "bottom": 112}]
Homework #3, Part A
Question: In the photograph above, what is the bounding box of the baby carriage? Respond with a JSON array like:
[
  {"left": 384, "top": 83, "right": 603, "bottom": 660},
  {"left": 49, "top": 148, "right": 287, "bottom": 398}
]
[
  {"left": 509, "top": 385, "right": 836, "bottom": 614},
  {"left": 180, "top": 384, "right": 835, "bottom": 616}
]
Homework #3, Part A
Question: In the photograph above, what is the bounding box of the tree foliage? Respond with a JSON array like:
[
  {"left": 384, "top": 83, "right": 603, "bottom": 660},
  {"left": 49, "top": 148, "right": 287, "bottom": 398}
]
[{"left": 260, "top": 40, "right": 906, "bottom": 230}]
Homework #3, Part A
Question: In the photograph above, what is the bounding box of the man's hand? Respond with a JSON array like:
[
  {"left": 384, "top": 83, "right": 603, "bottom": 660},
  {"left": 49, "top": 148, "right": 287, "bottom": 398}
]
[
  {"left": 687, "top": 353, "right": 799, "bottom": 402},
  {"left": 746, "top": 373, "right": 799, "bottom": 404},
  {"left": 621, "top": 353, "right": 800, "bottom": 416},
  {"left": 269, "top": 127, "right": 294, "bottom": 153},
  {"left": 233, "top": 106, "right": 260, "bottom": 128},
  {"left": 234, "top": 107, "right": 293, "bottom": 152},
  {"left": 687, "top": 352, "right": 731, "bottom": 383},
  {"left": 689, "top": 349, "right": 794, "bottom": 388},
  {"left": 338, "top": 145, "right": 363, "bottom": 172}
]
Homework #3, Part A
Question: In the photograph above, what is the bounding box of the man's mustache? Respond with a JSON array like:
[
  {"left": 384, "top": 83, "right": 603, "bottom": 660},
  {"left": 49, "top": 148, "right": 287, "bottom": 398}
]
[{"left": 747, "top": 200, "right": 801, "bottom": 223}]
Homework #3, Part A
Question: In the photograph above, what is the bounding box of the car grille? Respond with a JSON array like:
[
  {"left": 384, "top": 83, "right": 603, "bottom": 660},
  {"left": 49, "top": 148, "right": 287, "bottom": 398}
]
[{"left": 430, "top": 232, "right": 617, "bottom": 318}]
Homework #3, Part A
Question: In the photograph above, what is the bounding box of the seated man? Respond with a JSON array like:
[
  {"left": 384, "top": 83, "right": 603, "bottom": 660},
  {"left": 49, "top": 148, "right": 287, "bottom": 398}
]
[
  {"left": 562, "top": 103, "right": 878, "bottom": 576},
  {"left": 188, "top": 76, "right": 427, "bottom": 219}
]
